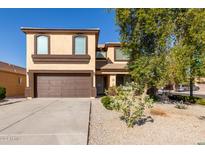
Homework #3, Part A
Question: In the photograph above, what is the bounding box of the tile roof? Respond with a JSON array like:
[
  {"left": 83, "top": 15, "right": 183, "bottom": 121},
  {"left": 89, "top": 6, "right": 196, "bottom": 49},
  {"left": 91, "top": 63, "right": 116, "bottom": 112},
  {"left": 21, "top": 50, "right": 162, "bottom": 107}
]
[
  {"left": 96, "top": 60, "right": 128, "bottom": 70},
  {"left": 100, "top": 63, "right": 128, "bottom": 70},
  {"left": 0, "top": 61, "right": 26, "bottom": 75}
]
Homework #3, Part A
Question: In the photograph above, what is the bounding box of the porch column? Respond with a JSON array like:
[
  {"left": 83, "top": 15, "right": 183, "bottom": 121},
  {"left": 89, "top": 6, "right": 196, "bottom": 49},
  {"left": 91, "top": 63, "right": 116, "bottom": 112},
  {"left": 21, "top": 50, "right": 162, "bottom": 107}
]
[{"left": 109, "top": 75, "right": 116, "bottom": 87}]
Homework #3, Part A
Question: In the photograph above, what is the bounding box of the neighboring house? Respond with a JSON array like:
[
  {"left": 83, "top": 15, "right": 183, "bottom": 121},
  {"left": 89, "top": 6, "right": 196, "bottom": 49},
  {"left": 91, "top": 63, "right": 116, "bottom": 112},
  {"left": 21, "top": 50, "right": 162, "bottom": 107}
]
[
  {"left": 0, "top": 61, "right": 26, "bottom": 97},
  {"left": 21, "top": 27, "right": 129, "bottom": 98}
]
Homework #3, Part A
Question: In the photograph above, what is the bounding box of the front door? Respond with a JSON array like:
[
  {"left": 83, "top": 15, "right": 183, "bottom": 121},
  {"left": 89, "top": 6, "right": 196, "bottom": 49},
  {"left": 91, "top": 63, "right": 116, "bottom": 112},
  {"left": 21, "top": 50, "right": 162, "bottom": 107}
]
[{"left": 96, "top": 76, "right": 106, "bottom": 95}]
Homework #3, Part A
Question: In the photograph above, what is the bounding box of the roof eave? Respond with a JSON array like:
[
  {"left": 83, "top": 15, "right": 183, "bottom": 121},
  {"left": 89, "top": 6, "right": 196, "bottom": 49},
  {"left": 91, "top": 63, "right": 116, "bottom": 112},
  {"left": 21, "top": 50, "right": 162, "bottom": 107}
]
[
  {"left": 105, "top": 42, "right": 121, "bottom": 47},
  {"left": 21, "top": 27, "right": 100, "bottom": 34}
]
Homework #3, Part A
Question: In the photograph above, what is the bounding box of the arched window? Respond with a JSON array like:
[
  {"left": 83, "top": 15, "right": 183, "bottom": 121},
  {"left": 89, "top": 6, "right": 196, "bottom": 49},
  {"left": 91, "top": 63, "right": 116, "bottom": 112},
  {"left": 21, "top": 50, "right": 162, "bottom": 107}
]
[
  {"left": 36, "top": 35, "right": 49, "bottom": 54},
  {"left": 74, "top": 35, "right": 87, "bottom": 55}
]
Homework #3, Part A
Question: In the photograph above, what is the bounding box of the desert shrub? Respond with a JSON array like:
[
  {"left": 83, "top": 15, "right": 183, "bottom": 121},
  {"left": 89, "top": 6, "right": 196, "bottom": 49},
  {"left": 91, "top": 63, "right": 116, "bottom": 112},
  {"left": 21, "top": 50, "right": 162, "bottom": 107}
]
[
  {"left": 168, "top": 95, "right": 200, "bottom": 103},
  {"left": 175, "top": 101, "right": 188, "bottom": 109},
  {"left": 169, "top": 95, "right": 205, "bottom": 105},
  {"left": 101, "top": 96, "right": 113, "bottom": 110},
  {"left": 106, "top": 86, "right": 118, "bottom": 96},
  {"left": 149, "top": 94, "right": 160, "bottom": 101},
  {"left": 0, "top": 86, "right": 6, "bottom": 100},
  {"left": 196, "top": 99, "right": 205, "bottom": 105},
  {"left": 103, "top": 82, "right": 153, "bottom": 127}
]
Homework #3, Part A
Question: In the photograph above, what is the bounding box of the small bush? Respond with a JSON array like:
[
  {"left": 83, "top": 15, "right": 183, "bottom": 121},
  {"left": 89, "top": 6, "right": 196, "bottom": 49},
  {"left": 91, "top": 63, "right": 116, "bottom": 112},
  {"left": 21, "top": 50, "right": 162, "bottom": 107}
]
[
  {"left": 168, "top": 95, "right": 200, "bottom": 103},
  {"left": 102, "top": 82, "right": 153, "bottom": 127},
  {"left": 0, "top": 86, "right": 6, "bottom": 100},
  {"left": 101, "top": 96, "right": 113, "bottom": 110},
  {"left": 196, "top": 99, "right": 205, "bottom": 105},
  {"left": 175, "top": 103, "right": 188, "bottom": 109},
  {"left": 106, "top": 86, "right": 118, "bottom": 96},
  {"left": 169, "top": 95, "right": 205, "bottom": 106}
]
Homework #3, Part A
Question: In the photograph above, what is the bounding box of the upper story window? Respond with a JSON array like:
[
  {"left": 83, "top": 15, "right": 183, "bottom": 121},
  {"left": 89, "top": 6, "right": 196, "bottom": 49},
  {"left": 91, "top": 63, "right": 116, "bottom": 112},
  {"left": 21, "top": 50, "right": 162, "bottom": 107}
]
[
  {"left": 74, "top": 35, "right": 87, "bottom": 55},
  {"left": 96, "top": 50, "right": 107, "bottom": 59},
  {"left": 115, "top": 47, "right": 129, "bottom": 61},
  {"left": 36, "top": 35, "right": 49, "bottom": 54}
]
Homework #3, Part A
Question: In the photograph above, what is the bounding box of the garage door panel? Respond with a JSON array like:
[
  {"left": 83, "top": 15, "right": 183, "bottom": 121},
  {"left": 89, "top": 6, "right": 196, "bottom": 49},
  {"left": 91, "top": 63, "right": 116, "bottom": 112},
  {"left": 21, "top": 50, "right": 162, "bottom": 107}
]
[
  {"left": 61, "top": 91, "right": 76, "bottom": 97},
  {"left": 62, "top": 85, "right": 90, "bottom": 90},
  {"left": 35, "top": 73, "right": 91, "bottom": 97}
]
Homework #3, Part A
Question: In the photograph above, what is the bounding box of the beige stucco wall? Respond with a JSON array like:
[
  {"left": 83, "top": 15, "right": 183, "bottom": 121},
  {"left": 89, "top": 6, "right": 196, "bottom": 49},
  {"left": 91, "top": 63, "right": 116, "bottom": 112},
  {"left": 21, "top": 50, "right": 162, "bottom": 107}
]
[
  {"left": 96, "top": 71, "right": 129, "bottom": 75},
  {"left": 0, "top": 71, "right": 26, "bottom": 97},
  {"left": 26, "top": 34, "right": 96, "bottom": 87},
  {"left": 51, "top": 35, "right": 72, "bottom": 55},
  {"left": 106, "top": 46, "right": 128, "bottom": 64},
  {"left": 109, "top": 75, "right": 116, "bottom": 87}
]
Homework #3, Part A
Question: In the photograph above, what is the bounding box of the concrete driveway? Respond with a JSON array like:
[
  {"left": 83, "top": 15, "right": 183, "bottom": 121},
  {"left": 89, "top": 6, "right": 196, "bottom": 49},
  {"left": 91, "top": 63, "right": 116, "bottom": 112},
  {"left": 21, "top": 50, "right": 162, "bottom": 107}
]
[{"left": 0, "top": 98, "right": 91, "bottom": 145}]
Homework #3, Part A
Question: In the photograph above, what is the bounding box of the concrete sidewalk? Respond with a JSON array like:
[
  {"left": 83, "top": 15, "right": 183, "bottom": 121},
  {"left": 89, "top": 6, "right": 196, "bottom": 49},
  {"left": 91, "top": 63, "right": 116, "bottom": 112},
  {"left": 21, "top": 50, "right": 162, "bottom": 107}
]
[
  {"left": 0, "top": 98, "right": 91, "bottom": 145},
  {"left": 0, "top": 98, "right": 26, "bottom": 106}
]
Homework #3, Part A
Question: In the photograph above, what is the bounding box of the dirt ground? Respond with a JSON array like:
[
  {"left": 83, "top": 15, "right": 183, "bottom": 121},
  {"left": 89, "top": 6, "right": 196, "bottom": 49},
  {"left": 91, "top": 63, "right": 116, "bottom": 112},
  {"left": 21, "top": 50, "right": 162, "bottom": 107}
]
[{"left": 89, "top": 99, "right": 205, "bottom": 145}]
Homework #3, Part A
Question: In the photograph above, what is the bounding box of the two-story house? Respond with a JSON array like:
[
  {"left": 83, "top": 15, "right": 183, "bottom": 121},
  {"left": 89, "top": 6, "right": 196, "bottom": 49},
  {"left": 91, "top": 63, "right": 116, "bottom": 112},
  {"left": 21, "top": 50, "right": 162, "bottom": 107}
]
[{"left": 21, "top": 27, "right": 129, "bottom": 98}]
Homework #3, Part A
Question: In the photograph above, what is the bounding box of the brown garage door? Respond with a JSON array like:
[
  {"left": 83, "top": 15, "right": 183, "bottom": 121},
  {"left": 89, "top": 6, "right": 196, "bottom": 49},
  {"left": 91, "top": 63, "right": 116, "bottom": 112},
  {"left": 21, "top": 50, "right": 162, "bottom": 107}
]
[{"left": 35, "top": 73, "right": 91, "bottom": 97}]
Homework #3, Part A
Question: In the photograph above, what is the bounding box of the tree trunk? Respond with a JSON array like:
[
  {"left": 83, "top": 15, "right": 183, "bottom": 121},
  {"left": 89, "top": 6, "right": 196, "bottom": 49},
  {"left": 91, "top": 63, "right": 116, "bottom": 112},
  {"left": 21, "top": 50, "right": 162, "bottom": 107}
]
[
  {"left": 142, "top": 84, "right": 148, "bottom": 104},
  {"left": 189, "top": 77, "right": 194, "bottom": 97},
  {"left": 173, "top": 83, "right": 178, "bottom": 91},
  {"left": 147, "top": 86, "right": 157, "bottom": 97}
]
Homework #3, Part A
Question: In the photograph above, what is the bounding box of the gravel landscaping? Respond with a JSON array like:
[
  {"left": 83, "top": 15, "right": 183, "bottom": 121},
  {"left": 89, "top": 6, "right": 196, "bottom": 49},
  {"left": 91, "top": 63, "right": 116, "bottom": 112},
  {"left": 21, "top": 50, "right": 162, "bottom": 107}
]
[{"left": 89, "top": 99, "right": 205, "bottom": 145}]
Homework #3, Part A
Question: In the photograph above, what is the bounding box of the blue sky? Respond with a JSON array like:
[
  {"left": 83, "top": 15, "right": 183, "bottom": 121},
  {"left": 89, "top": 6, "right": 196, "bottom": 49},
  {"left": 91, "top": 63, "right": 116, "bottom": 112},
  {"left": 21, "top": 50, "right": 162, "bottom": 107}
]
[{"left": 0, "top": 9, "right": 119, "bottom": 68}]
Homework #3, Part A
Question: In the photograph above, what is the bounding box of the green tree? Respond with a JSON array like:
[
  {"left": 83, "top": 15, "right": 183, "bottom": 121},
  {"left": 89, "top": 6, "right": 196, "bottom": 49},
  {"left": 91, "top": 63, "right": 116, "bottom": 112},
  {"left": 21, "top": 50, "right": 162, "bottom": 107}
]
[
  {"left": 173, "top": 9, "right": 205, "bottom": 96},
  {"left": 115, "top": 9, "right": 174, "bottom": 95},
  {"left": 115, "top": 8, "right": 205, "bottom": 97},
  {"left": 164, "top": 43, "right": 190, "bottom": 90}
]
